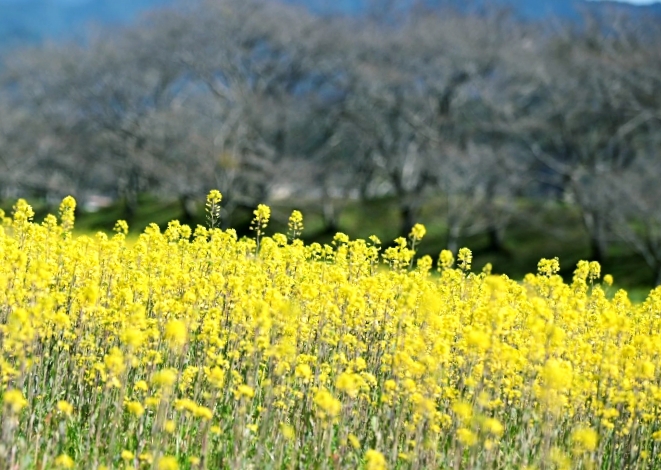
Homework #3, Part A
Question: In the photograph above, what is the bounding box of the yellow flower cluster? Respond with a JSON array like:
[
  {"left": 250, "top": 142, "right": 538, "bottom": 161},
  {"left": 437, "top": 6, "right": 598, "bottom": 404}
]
[{"left": 0, "top": 192, "right": 660, "bottom": 469}]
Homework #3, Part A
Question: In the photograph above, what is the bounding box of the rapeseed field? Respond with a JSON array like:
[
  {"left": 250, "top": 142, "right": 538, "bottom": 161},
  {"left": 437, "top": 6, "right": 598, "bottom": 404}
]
[{"left": 1, "top": 192, "right": 660, "bottom": 469}]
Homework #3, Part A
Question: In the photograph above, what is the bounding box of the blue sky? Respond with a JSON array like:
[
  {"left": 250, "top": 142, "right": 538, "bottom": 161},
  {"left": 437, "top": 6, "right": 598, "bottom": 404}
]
[
  {"left": 599, "top": 0, "right": 660, "bottom": 3},
  {"left": 0, "top": 0, "right": 659, "bottom": 3}
]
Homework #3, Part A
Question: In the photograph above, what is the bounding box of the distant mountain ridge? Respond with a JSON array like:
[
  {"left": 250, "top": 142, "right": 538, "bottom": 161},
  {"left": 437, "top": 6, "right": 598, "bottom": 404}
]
[{"left": 1, "top": 0, "right": 660, "bottom": 50}]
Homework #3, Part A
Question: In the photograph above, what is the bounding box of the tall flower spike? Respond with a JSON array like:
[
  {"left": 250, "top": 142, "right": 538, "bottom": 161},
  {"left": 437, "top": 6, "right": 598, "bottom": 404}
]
[
  {"left": 288, "top": 210, "right": 304, "bottom": 240},
  {"left": 114, "top": 219, "right": 129, "bottom": 236},
  {"left": 251, "top": 204, "right": 271, "bottom": 251},
  {"left": 206, "top": 190, "right": 222, "bottom": 229},
  {"left": 457, "top": 247, "right": 472, "bottom": 271},
  {"left": 408, "top": 223, "right": 426, "bottom": 267},
  {"left": 409, "top": 223, "right": 426, "bottom": 243},
  {"left": 438, "top": 249, "right": 455, "bottom": 270},
  {"left": 59, "top": 196, "right": 76, "bottom": 233},
  {"left": 12, "top": 198, "right": 35, "bottom": 227}
]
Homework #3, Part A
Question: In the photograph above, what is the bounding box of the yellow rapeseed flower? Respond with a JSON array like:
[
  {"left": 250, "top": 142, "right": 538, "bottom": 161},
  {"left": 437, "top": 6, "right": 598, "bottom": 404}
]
[
  {"left": 288, "top": 210, "right": 304, "bottom": 238},
  {"left": 58, "top": 196, "right": 76, "bottom": 232},
  {"left": 482, "top": 418, "right": 504, "bottom": 437},
  {"left": 335, "top": 371, "right": 359, "bottom": 398},
  {"left": 457, "top": 428, "right": 478, "bottom": 447},
  {"left": 54, "top": 454, "right": 75, "bottom": 469},
  {"left": 452, "top": 401, "right": 473, "bottom": 422},
  {"left": 126, "top": 401, "right": 145, "bottom": 417},
  {"left": 538, "top": 257, "right": 560, "bottom": 276},
  {"left": 572, "top": 427, "right": 598, "bottom": 452},
  {"left": 281, "top": 423, "right": 295, "bottom": 440},
  {"left": 157, "top": 455, "right": 179, "bottom": 470},
  {"left": 314, "top": 389, "right": 342, "bottom": 418},
  {"left": 113, "top": 219, "right": 129, "bottom": 235},
  {"left": 409, "top": 223, "right": 426, "bottom": 241},
  {"left": 56, "top": 400, "right": 73, "bottom": 416},
  {"left": 365, "top": 449, "right": 387, "bottom": 470},
  {"left": 235, "top": 384, "right": 255, "bottom": 400},
  {"left": 206, "top": 190, "right": 223, "bottom": 228},
  {"left": 194, "top": 405, "right": 213, "bottom": 420},
  {"left": 152, "top": 369, "right": 178, "bottom": 388},
  {"left": 164, "top": 420, "right": 176, "bottom": 433},
  {"left": 3, "top": 389, "right": 28, "bottom": 413},
  {"left": 164, "top": 319, "right": 188, "bottom": 350},
  {"left": 457, "top": 248, "right": 472, "bottom": 271},
  {"left": 294, "top": 363, "right": 312, "bottom": 381},
  {"left": 438, "top": 249, "right": 454, "bottom": 269},
  {"left": 134, "top": 380, "right": 149, "bottom": 392},
  {"left": 252, "top": 204, "right": 271, "bottom": 230}
]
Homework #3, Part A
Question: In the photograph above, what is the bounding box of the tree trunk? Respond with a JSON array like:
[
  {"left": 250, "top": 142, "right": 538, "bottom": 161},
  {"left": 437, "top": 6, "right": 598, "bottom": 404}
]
[
  {"left": 399, "top": 201, "right": 416, "bottom": 238},
  {"left": 179, "top": 194, "right": 197, "bottom": 225},
  {"left": 588, "top": 235, "right": 606, "bottom": 264},
  {"left": 321, "top": 199, "right": 339, "bottom": 235},
  {"left": 655, "top": 263, "right": 661, "bottom": 287},
  {"left": 122, "top": 194, "right": 138, "bottom": 221},
  {"left": 120, "top": 167, "right": 141, "bottom": 222},
  {"left": 221, "top": 200, "right": 238, "bottom": 230},
  {"left": 447, "top": 224, "right": 461, "bottom": 254},
  {"left": 581, "top": 209, "right": 608, "bottom": 263},
  {"left": 486, "top": 224, "right": 509, "bottom": 255}
]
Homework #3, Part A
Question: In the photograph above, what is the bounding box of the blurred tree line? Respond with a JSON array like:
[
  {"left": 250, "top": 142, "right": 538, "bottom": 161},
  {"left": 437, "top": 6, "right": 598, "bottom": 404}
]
[{"left": 1, "top": 0, "right": 661, "bottom": 281}]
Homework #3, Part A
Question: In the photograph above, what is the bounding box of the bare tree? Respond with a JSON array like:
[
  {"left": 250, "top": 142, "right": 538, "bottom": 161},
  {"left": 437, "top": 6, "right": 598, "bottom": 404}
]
[
  {"left": 1, "top": 0, "right": 324, "bottom": 221},
  {"left": 3, "top": 30, "right": 185, "bottom": 214},
  {"left": 607, "top": 154, "right": 661, "bottom": 285},
  {"left": 509, "top": 15, "right": 653, "bottom": 263}
]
